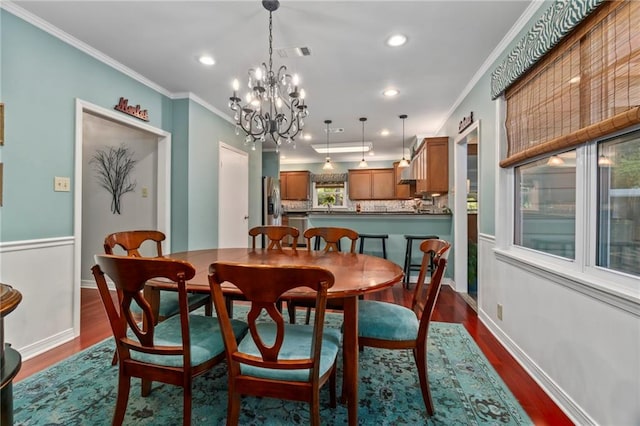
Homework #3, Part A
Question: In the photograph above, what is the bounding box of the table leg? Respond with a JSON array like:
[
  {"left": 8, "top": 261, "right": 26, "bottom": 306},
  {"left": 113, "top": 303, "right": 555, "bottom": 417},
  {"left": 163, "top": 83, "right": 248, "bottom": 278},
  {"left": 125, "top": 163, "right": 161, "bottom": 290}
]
[{"left": 341, "top": 296, "right": 358, "bottom": 426}]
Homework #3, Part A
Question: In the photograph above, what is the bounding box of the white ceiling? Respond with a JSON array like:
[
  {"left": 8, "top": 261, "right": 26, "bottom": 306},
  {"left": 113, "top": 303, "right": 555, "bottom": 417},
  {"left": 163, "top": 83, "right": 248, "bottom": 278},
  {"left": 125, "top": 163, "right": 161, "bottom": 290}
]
[{"left": 10, "top": 0, "right": 535, "bottom": 164}]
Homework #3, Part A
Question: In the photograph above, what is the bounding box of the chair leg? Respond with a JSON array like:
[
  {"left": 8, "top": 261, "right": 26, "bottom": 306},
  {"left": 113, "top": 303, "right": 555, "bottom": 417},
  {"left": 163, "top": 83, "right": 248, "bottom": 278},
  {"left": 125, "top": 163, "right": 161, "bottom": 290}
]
[
  {"left": 287, "top": 301, "right": 296, "bottom": 324},
  {"left": 414, "top": 344, "right": 435, "bottom": 416},
  {"left": 113, "top": 374, "right": 131, "bottom": 426},
  {"left": 183, "top": 379, "right": 192, "bottom": 426},
  {"left": 329, "top": 364, "right": 337, "bottom": 408},
  {"left": 304, "top": 307, "right": 312, "bottom": 325},
  {"left": 227, "top": 392, "right": 241, "bottom": 426},
  {"left": 111, "top": 349, "right": 119, "bottom": 366},
  {"left": 141, "top": 379, "right": 152, "bottom": 397},
  {"left": 204, "top": 299, "right": 213, "bottom": 316},
  {"left": 310, "top": 392, "right": 321, "bottom": 426}
]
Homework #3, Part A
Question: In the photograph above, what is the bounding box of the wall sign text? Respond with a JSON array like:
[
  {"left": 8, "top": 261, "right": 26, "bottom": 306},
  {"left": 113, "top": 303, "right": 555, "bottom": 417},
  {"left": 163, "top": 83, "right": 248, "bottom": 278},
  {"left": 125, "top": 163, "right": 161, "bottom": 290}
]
[{"left": 114, "top": 97, "right": 149, "bottom": 122}]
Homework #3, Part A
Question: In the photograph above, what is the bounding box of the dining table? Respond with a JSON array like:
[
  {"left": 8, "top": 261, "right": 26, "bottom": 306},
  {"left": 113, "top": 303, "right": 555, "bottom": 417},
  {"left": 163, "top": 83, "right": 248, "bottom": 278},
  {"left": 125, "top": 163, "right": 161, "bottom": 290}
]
[{"left": 145, "top": 247, "right": 404, "bottom": 425}]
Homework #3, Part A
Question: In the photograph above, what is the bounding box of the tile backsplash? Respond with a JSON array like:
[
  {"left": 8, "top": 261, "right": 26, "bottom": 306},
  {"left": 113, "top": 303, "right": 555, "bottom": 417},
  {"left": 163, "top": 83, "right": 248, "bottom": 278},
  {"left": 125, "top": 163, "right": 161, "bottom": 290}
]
[{"left": 283, "top": 195, "right": 447, "bottom": 213}]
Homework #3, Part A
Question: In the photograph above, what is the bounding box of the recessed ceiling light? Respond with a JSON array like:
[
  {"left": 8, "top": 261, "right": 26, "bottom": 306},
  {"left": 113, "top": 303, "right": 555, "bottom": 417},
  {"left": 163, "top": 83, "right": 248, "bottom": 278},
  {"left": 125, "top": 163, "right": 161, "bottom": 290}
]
[
  {"left": 383, "top": 88, "right": 399, "bottom": 97},
  {"left": 303, "top": 133, "right": 312, "bottom": 141},
  {"left": 380, "top": 129, "right": 390, "bottom": 136},
  {"left": 386, "top": 34, "right": 407, "bottom": 47},
  {"left": 198, "top": 55, "right": 215, "bottom": 66}
]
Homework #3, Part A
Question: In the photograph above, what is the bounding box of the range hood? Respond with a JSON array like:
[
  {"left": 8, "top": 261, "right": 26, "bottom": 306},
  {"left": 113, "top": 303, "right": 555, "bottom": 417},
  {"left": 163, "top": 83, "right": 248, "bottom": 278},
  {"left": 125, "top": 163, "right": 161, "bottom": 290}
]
[{"left": 397, "top": 162, "right": 415, "bottom": 184}]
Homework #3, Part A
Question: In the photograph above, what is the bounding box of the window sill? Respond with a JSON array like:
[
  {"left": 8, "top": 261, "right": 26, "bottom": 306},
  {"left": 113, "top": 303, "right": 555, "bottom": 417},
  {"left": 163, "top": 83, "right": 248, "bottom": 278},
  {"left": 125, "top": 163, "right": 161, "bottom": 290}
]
[{"left": 494, "top": 247, "right": 640, "bottom": 316}]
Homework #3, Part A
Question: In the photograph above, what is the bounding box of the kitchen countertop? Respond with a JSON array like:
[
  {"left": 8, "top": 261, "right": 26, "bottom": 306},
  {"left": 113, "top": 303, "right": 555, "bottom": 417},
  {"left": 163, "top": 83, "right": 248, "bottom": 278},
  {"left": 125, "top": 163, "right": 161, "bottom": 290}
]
[{"left": 285, "top": 210, "right": 451, "bottom": 216}]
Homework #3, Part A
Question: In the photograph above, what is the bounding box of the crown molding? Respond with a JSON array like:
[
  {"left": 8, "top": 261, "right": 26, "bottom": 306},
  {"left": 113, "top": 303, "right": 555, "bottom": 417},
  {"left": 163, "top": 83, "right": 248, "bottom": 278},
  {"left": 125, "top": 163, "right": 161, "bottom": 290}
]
[
  {"left": 171, "top": 92, "right": 235, "bottom": 126},
  {"left": 435, "top": 0, "right": 548, "bottom": 135},
  {"left": 2, "top": 1, "right": 172, "bottom": 98}
]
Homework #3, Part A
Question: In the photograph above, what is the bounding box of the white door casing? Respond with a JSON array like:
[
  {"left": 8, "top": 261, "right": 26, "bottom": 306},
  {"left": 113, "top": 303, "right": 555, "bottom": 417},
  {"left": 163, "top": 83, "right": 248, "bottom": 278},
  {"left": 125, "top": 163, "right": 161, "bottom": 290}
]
[
  {"left": 218, "top": 142, "right": 249, "bottom": 248},
  {"left": 74, "top": 99, "right": 171, "bottom": 334}
]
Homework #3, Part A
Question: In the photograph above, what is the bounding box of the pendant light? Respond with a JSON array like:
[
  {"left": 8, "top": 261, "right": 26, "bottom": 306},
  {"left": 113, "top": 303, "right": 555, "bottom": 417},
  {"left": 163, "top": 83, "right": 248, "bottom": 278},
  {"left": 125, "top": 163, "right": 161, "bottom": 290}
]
[
  {"left": 322, "top": 119, "right": 334, "bottom": 170},
  {"left": 358, "top": 117, "right": 368, "bottom": 168},
  {"left": 398, "top": 114, "right": 410, "bottom": 168}
]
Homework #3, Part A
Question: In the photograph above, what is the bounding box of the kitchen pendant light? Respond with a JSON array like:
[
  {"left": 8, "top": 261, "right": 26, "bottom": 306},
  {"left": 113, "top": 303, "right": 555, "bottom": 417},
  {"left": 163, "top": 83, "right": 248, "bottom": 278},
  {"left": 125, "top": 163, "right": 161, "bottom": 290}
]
[
  {"left": 322, "top": 119, "right": 334, "bottom": 170},
  {"left": 398, "top": 114, "right": 410, "bottom": 168},
  {"left": 358, "top": 117, "right": 368, "bottom": 168}
]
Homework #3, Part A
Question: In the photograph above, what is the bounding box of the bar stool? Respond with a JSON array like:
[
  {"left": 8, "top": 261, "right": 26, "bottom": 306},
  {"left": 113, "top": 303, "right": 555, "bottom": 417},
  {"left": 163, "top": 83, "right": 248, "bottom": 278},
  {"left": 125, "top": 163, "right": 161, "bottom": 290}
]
[
  {"left": 358, "top": 234, "right": 389, "bottom": 259},
  {"left": 403, "top": 235, "right": 439, "bottom": 287}
]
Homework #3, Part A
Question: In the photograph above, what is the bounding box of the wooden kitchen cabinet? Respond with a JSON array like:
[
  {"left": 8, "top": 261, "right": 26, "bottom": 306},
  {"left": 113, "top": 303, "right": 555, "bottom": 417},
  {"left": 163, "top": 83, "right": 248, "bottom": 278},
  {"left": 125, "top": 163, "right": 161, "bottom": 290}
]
[
  {"left": 280, "top": 171, "right": 310, "bottom": 200},
  {"left": 393, "top": 161, "right": 412, "bottom": 199},
  {"left": 414, "top": 137, "right": 449, "bottom": 195},
  {"left": 348, "top": 168, "right": 395, "bottom": 200}
]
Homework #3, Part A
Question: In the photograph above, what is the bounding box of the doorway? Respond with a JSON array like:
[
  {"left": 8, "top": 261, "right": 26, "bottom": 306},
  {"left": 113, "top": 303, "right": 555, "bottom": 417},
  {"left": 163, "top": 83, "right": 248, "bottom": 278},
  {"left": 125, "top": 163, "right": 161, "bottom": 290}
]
[
  {"left": 453, "top": 121, "right": 479, "bottom": 304},
  {"left": 218, "top": 142, "right": 249, "bottom": 248},
  {"left": 73, "top": 99, "right": 171, "bottom": 332}
]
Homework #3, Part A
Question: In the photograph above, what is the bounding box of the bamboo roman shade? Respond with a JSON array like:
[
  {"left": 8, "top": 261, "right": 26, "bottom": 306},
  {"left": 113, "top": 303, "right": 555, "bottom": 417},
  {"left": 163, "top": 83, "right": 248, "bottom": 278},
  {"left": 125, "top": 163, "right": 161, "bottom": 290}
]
[{"left": 501, "top": 0, "right": 640, "bottom": 167}]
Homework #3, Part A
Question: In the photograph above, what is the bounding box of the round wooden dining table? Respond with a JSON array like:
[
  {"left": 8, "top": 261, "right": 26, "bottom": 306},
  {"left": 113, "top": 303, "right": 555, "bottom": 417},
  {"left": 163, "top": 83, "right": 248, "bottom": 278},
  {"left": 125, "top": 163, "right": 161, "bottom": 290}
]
[{"left": 145, "top": 247, "right": 404, "bottom": 426}]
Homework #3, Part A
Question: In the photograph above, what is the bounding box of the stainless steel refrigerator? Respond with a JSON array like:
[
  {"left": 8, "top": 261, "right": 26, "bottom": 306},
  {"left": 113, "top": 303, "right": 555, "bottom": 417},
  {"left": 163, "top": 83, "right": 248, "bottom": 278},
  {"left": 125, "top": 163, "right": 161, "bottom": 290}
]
[{"left": 262, "top": 176, "right": 282, "bottom": 227}]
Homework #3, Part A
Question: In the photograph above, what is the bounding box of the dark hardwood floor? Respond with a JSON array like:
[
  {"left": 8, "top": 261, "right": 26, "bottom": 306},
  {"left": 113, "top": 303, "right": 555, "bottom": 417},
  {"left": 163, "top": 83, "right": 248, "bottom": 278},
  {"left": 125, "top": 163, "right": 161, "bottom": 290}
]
[{"left": 15, "top": 286, "right": 573, "bottom": 425}]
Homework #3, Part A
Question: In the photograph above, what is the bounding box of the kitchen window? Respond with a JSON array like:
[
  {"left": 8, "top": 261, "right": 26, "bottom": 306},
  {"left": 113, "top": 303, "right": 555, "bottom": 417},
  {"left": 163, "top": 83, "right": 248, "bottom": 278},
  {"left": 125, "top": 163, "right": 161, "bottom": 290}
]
[{"left": 312, "top": 182, "right": 347, "bottom": 209}]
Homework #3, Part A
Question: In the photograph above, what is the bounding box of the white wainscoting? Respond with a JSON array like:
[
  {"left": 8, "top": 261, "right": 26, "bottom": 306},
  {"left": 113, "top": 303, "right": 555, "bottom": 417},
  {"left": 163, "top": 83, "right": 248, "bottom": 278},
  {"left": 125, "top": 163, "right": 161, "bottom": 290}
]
[
  {"left": 477, "top": 234, "right": 640, "bottom": 426},
  {"left": 0, "top": 237, "right": 77, "bottom": 360}
]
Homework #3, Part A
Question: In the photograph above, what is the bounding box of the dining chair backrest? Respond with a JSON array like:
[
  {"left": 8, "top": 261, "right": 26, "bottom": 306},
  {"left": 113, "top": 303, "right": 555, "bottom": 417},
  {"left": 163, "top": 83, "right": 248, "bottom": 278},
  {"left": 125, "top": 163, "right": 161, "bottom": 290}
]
[
  {"left": 104, "top": 230, "right": 165, "bottom": 257},
  {"left": 303, "top": 227, "right": 359, "bottom": 253},
  {"left": 411, "top": 239, "right": 451, "bottom": 338},
  {"left": 93, "top": 254, "right": 195, "bottom": 348},
  {"left": 92, "top": 254, "right": 232, "bottom": 426},
  {"left": 208, "top": 261, "right": 338, "bottom": 423},
  {"left": 249, "top": 225, "right": 299, "bottom": 250}
]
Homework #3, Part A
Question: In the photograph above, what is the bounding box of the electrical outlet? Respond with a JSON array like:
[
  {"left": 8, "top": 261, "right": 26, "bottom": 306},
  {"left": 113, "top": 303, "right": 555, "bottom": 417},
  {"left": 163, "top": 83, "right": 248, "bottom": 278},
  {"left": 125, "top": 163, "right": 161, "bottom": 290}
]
[
  {"left": 54, "top": 176, "right": 71, "bottom": 192},
  {"left": 497, "top": 304, "right": 503, "bottom": 321},
  {"left": 141, "top": 187, "right": 148, "bottom": 198}
]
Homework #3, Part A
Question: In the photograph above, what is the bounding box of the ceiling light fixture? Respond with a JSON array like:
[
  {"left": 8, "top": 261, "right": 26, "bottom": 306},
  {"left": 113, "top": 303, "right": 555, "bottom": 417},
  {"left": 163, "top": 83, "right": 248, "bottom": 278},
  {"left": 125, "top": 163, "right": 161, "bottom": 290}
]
[
  {"left": 312, "top": 144, "right": 371, "bottom": 154},
  {"left": 359, "top": 117, "right": 368, "bottom": 168},
  {"left": 398, "top": 114, "right": 410, "bottom": 168},
  {"left": 380, "top": 129, "right": 390, "bottom": 136},
  {"left": 198, "top": 55, "right": 215, "bottom": 66},
  {"left": 547, "top": 155, "right": 564, "bottom": 166},
  {"left": 322, "top": 119, "right": 334, "bottom": 170},
  {"left": 383, "top": 88, "right": 399, "bottom": 97},
  {"left": 386, "top": 34, "right": 407, "bottom": 47},
  {"left": 228, "top": 0, "right": 308, "bottom": 151}
]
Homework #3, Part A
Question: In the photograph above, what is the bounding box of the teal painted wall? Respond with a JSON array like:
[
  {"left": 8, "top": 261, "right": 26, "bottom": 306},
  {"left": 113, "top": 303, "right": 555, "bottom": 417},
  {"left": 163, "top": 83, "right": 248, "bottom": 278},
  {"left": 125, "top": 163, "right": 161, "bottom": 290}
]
[
  {"left": 0, "top": 10, "right": 259, "bottom": 250},
  {"left": 263, "top": 152, "right": 280, "bottom": 178},
  {"left": 186, "top": 100, "right": 257, "bottom": 250},
  {"left": 0, "top": 10, "right": 172, "bottom": 241}
]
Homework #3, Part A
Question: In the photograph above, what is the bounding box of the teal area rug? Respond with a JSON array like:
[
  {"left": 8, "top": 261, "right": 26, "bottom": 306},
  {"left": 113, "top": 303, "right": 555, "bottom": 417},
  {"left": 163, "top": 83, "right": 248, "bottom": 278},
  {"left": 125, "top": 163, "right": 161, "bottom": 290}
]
[{"left": 13, "top": 311, "right": 531, "bottom": 425}]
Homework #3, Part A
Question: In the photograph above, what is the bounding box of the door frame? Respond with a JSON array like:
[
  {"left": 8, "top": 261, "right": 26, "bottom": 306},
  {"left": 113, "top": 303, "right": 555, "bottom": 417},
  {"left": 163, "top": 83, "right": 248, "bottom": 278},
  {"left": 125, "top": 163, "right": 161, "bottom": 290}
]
[
  {"left": 453, "top": 120, "right": 480, "bottom": 294},
  {"left": 73, "top": 99, "right": 171, "bottom": 332}
]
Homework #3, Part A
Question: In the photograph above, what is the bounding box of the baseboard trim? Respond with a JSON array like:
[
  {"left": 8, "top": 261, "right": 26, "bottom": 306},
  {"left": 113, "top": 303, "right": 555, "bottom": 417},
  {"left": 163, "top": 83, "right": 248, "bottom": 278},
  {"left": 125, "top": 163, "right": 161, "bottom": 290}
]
[
  {"left": 478, "top": 309, "right": 596, "bottom": 426},
  {"left": 18, "top": 328, "right": 77, "bottom": 361}
]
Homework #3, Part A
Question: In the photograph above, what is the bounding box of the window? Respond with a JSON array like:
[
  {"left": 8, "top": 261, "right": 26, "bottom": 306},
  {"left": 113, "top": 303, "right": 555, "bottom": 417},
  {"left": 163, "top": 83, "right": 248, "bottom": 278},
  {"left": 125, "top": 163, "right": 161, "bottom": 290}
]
[
  {"left": 597, "top": 131, "right": 640, "bottom": 276},
  {"left": 515, "top": 151, "right": 576, "bottom": 259},
  {"left": 312, "top": 182, "right": 347, "bottom": 209}
]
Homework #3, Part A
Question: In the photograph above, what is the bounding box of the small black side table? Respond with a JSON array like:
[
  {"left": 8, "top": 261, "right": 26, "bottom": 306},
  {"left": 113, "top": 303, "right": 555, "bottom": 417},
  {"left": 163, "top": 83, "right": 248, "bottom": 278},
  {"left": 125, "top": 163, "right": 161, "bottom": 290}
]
[{"left": 1, "top": 284, "right": 23, "bottom": 426}]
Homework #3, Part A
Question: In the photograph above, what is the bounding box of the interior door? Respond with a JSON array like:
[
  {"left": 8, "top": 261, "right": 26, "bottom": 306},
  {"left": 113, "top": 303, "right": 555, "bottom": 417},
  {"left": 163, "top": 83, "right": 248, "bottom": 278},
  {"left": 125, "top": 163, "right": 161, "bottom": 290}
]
[{"left": 218, "top": 143, "right": 249, "bottom": 248}]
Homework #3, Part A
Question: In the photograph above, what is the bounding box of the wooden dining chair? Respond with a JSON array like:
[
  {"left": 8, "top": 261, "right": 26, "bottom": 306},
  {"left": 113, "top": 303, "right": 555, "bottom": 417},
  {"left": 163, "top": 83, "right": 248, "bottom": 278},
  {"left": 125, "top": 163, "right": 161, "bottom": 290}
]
[
  {"left": 357, "top": 238, "right": 451, "bottom": 416},
  {"left": 104, "top": 230, "right": 213, "bottom": 321},
  {"left": 208, "top": 262, "right": 340, "bottom": 426},
  {"left": 249, "top": 225, "right": 299, "bottom": 250},
  {"left": 92, "top": 254, "right": 248, "bottom": 426},
  {"left": 288, "top": 227, "right": 359, "bottom": 324},
  {"left": 303, "top": 226, "right": 359, "bottom": 253}
]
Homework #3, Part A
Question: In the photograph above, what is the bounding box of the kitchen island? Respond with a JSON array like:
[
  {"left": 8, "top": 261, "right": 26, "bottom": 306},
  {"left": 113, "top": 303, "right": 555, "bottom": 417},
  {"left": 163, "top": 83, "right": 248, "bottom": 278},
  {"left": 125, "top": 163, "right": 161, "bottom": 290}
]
[{"left": 303, "top": 211, "right": 453, "bottom": 277}]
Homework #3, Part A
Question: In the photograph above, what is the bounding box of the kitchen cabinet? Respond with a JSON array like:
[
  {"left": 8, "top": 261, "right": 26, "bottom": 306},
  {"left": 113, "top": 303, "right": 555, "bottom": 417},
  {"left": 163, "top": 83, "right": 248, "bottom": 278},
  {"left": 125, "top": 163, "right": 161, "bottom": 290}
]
[
  {"left": 280, "top": 171, "right": 310, "bottom": 200},
  {"left": 413, "top": 137, "right": 449, "bottom": 195},
  {"left": 348, "top": 168, "right": 395, "bottom": 200},
  {"left": 393, "top": 161, "right": 412, "bottom": 199}
]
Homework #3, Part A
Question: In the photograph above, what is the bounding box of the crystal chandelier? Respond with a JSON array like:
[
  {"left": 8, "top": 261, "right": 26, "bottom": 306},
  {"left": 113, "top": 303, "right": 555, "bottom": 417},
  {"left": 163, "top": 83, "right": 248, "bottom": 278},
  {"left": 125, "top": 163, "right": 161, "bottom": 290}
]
[
  {"left": 322, "top": 119, "right": 334, "bottom": 170},
  {"left": 358, "top": 117, "right": 368, "bottom": 168},
  {"left": 229, "top": 0, "right": 308, "bottom": 152},
  {"left": 398, "top": 114, "right": 410, "bottom": 168}
]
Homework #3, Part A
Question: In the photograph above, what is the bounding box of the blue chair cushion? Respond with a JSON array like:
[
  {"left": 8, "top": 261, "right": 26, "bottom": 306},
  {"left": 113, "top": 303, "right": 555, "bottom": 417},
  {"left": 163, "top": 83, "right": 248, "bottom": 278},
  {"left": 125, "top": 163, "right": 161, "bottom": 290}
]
[
  {"left": 131, "top": 291, "right": 209, "bottom": 318},
  {"left": 131, "top": 314, "right": 248, "bottom": 367},
  {"left": 358, "top": 300, "right": 418, "bottom": 341},
  {"left": 237, "top": 323, "right": 342, "bottom": 382}
]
